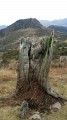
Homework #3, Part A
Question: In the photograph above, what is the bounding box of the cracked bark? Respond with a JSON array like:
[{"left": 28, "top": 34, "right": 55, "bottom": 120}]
[{"left": 16, "top": 32, "right": 67, "bottom": 100}]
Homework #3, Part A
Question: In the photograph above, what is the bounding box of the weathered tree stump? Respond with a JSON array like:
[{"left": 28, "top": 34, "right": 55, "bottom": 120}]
[{"left": 15, "top": 31, "right": 66, "bottom": 101}]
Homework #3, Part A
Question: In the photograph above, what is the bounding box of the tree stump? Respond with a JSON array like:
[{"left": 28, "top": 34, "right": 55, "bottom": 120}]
[{"left": 16, "top": 31, "right": 66, "bottom": 101}]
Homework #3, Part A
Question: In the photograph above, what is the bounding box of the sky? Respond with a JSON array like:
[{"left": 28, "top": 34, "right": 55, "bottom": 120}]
[{"left": 0, "top": 0, "right": 67, "bottom": 25}]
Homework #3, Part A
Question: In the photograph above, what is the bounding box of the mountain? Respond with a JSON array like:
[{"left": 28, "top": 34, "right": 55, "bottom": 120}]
[
  {"left": 48, "top": 25, "right": 67, "bottom": 33},
  {"left": 0, "top": 18, "right": 52, "bottom": 51},
  {"left": 40, "top": 18, "right": 67, "bottom": 27},
  {"left": 0, "top": 25, "right": 7, "bottom": 30},
  {"left": 0, "top": 18, "right": 67, "bottom": 52},
  {"left": 0, "top": 18, "right": 43, "bottom": 36}
]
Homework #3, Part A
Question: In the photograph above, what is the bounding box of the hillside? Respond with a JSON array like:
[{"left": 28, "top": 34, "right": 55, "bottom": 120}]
[
  {"left": 48, "top": 25, "right": 67, "bottom": 33},
  {"left": 0, "top": 18, "right": 43, "bottom": 36},
  {"left": 0, "top": 27, "right": 52, "bottom": 51},
  {"left": 40, "top": 18, "right": 67, "bottom": 27},
  {"left": 0, "top": 18, "right": 52, "bottom": 51},
  {"left": 0, "top": 18, "right": 67, "bottom": 51}
]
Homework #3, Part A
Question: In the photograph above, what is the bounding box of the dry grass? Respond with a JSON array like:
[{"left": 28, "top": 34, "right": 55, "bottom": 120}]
[
  {"left": 42, "top": 103, "right": 67, "bottom": 120},
  {"left": 64, "top": 39, "right": 67, "bottom": 43},
  {"left": 0, "top": 68, "right": 17, "bottom": 80},
  {"left": 0, "top": 68, "right": 17, "bottom": 98},
  {"left": 0, "top": 106, "right": 19, "bottom": 120},
  {"left": 0, "top": 65, "right": 67, "bottom": 120},
  {"left": 49, "top": 66, "right": 67, "bottom": 98}
]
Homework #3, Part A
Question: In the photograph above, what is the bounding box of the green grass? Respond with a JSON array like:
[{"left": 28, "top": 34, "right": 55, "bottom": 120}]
[
  {"left": 53, "top": 41, "right": 67, "bottom": 59},
  {"left": 2, "top": 50, "right": 19, "bottom": 64}
]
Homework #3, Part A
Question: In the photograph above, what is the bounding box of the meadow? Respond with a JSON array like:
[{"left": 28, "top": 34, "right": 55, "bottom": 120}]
[{"left": 0, "top": 60, "right": 67, "bottom": 120}]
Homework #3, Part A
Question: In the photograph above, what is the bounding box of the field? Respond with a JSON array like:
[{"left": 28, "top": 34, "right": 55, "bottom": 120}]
[{"left": 0, "top": 64, "right": 67, "bottom": 120}]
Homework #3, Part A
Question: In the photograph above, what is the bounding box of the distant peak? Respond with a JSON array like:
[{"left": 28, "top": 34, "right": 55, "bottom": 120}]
[{"left": 0, "top": 18, "right": 43, "bottom": 36}]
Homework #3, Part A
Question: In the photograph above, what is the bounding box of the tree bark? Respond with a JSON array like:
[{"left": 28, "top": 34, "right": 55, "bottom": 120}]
[{"left": 15, "top": 31, "right": 66, "bottom": 100}]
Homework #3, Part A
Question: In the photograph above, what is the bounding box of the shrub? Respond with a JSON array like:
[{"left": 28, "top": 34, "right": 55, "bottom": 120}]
[{"left": 1, "top": 49, "right": 19, "bottom": 65}]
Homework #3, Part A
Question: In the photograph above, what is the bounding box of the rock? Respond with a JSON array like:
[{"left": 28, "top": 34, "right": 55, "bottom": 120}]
[
  {"left": 19, "top": 100, "right": 29, "bottom": 118},
  {"left": 51, "top": 102, "right": 61, "bottom": 110},
  {"left": 29, "top": 113, "right": 41, "bottom": 120}
]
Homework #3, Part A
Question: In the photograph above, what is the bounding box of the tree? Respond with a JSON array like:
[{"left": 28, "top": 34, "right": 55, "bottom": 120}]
[{"left": 15, "top": 30, "right": 65, "bottom": 100}]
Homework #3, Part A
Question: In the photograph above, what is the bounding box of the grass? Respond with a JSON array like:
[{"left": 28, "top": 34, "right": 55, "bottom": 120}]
[
  {"left": 0, "top": 106, "right": 19, "bottom": 120},
  {"left": 0, "top": 68, "right": 17, "bottom": 98},
  {"left": 1, "top": 50, "right": 19, "bottom": 65},
  {"left": 63, "top": 39, "right": 67, "bottom": 43},
  {"left": 42, "top": 103, "right": 67, "bottom": 120},
  {"left": 49, "top": 66, "right": 67, "bottom": 98},
  {"left": 0, "top": 65, "right": 67, "bottom": 120}
]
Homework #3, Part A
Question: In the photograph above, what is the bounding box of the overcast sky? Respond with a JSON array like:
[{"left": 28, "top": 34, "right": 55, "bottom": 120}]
[{"left": 0, "top": 0, "right": 67, "bottom": 25}]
